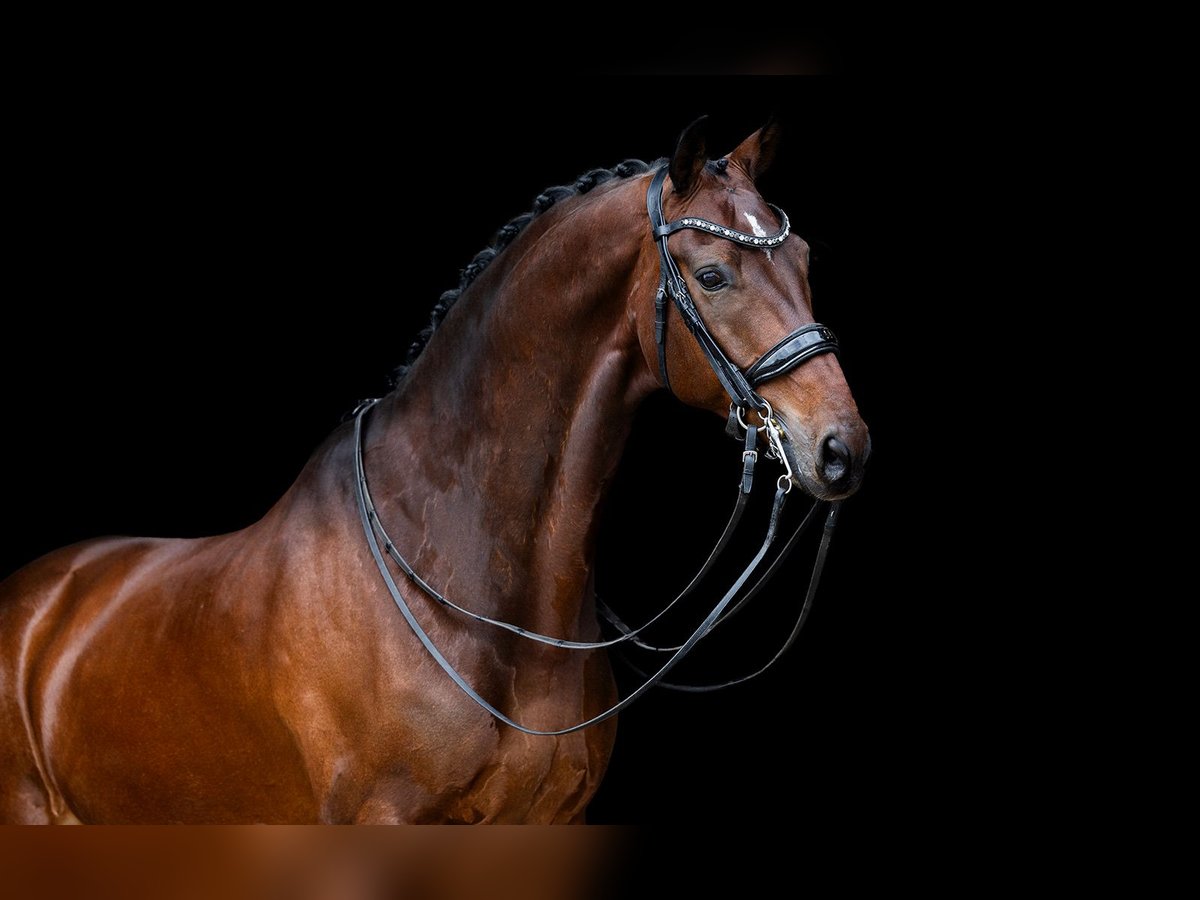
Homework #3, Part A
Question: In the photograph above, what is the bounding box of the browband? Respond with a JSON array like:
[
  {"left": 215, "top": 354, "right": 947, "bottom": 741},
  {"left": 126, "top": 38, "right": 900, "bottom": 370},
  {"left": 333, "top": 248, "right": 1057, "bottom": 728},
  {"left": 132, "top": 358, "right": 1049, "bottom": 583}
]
[{"left": 646, "top": 165, "right": 839, "bottom": 414}]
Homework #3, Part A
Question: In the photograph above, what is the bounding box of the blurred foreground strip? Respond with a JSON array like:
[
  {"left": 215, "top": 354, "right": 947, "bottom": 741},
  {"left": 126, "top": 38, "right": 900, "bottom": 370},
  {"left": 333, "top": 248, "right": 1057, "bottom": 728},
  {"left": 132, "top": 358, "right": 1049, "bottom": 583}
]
[{"left": 0, "top": 825, "right": 628, "bottom": 900}]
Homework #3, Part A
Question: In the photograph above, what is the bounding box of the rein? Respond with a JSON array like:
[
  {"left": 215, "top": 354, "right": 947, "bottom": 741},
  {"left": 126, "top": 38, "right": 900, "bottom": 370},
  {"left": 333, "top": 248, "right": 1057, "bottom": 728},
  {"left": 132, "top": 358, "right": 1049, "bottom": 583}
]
[
  {"left": 353, "top": 165, "right": 846, "bottom": 734},
  {"left": 355, "top": 403, "right": 807, "bottom": 736}
]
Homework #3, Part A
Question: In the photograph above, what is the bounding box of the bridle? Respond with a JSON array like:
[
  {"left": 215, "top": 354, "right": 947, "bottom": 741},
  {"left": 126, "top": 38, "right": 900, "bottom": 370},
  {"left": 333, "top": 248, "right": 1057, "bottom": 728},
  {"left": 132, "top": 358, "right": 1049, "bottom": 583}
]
[
  {"left": 647, "top": 164, "right": 839, "bottom": 429},
  {"left": 353, "top": 164, "right": 846, "bottom": 736}
]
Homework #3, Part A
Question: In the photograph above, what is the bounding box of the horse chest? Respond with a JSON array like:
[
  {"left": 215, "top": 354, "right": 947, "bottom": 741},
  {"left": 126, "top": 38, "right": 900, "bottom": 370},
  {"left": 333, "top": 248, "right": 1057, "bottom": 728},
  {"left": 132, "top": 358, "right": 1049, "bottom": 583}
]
[
  {"left": 335, "top": 650, "right": 614, "bottom": 823},
  {"left": 449, "top": 730, "right": 600, "bottom": 824}
]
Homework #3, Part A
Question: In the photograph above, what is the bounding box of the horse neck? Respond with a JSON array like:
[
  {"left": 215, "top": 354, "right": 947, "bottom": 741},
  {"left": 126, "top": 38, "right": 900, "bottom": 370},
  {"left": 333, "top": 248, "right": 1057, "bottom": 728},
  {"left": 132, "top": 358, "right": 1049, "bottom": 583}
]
[{"left": 362, "top": 178, "right": 658, "bottom": 638}]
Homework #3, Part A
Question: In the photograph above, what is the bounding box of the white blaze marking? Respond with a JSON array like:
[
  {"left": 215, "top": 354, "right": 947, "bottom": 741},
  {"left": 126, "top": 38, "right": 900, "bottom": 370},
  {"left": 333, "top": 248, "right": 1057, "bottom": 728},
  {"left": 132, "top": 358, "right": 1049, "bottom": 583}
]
[
  {"left": 744, "top": 213, "right": 773, "bottom": 261},
  {"left": 744, "top": 213, "right": 767, "bottom": 237}
]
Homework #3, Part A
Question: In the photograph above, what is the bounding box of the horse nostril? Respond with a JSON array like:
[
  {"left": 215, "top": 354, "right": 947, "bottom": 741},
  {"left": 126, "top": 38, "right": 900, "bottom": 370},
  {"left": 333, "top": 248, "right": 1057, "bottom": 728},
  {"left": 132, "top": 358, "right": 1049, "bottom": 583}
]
[{"left": 821, "top": 435, "right": 851, "bottom": 485}]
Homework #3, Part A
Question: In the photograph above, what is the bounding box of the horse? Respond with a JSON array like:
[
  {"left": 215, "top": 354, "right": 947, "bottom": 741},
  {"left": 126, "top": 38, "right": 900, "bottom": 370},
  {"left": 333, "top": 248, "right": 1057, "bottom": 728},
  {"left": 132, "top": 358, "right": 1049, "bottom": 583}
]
[{"left": 0, "top": 120, "right": 868, "bottom": 823}]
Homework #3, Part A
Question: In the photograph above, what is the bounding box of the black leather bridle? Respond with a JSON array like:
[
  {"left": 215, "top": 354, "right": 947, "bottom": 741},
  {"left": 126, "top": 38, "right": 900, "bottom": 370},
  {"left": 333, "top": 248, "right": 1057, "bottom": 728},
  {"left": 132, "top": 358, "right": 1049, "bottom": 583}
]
[
  {"left": 351, "top": 165, "right": 846, "bottom": 736},
  {"left": 647, "top": 164, "right": 839, "bottom": 419}
]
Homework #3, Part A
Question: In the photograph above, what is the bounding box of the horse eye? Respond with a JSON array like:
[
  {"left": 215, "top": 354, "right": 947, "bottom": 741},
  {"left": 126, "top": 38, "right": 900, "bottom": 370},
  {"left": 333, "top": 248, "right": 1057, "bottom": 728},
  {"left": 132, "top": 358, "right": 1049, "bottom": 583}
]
[{"left": 698, "top": 270, "right": 726, "bottom": 290}]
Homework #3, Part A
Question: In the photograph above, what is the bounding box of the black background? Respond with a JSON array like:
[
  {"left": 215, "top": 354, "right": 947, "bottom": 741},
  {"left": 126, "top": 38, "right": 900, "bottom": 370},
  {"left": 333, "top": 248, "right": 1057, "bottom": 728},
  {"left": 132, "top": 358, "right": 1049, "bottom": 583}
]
[{"left": 4, "top": 78, "right": 937, "bottom": 822}]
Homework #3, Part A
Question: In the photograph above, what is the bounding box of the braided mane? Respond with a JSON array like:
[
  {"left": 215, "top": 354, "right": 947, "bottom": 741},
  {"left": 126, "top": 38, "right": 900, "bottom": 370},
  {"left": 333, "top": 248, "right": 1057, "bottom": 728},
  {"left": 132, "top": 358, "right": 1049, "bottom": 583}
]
[{"left": 391, "top": 158, "right": 659, "bottom": 384}]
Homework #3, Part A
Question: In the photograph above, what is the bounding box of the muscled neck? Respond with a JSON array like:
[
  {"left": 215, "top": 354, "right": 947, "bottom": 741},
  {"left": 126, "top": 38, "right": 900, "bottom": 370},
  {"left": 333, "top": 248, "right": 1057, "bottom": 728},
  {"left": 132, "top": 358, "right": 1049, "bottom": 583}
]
[{"left": 359, "top": 176, "right": 659, "bottom": 640}]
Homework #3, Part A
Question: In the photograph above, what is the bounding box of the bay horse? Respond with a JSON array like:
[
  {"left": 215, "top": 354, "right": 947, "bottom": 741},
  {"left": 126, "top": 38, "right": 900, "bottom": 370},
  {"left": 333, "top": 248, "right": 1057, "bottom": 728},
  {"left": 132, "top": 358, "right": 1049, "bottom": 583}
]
[{"left": 0, "top": 121, "right": 868, "bottom": 823}]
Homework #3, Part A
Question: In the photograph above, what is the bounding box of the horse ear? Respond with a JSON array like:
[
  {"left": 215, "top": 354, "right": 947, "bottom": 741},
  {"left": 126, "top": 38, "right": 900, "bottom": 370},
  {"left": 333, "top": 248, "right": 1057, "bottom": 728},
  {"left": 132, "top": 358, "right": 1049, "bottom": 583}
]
[
  {"left": 670, "top": 116, "right": 708, "bottom": 194},
  {"left": 728, "top": 118, "right": 782, "bottom": 181}
]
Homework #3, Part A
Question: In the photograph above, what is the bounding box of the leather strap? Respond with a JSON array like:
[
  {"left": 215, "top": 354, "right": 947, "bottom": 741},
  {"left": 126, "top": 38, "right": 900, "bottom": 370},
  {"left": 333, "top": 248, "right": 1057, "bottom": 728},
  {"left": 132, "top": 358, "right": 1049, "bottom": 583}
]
[
  {"left": 745, "top": 324, "right": 839, "bottom": 386},
  {"left": 654, "top": 286, "right": 672, "bottom": 395},
  {"left": 357, "top": 400, "right": 759, "bottom": 652},
  {"left": 354, "top": 402, "right": 792, "bottom": 736},
  {"left": 647, "top": 166, "right": 763, "bottom": 411},
  {"left": 741, "top": 425, "right": 758, "bottom": 495},
  {"left": 636, "top": 502, "right": 840, "bottom": 692},
  {"left": 599, "top": 496, "right": 822, "bottom": 653},
  {"left": 652, "top": 204, "right": 791, "bottom": 248}
]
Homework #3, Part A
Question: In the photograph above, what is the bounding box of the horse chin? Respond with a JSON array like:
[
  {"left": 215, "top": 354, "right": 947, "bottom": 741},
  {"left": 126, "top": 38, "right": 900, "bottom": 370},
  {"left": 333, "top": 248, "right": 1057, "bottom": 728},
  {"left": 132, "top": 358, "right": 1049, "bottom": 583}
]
[{"left": 794, "top": 473, "right": 861, "bottom": 502}]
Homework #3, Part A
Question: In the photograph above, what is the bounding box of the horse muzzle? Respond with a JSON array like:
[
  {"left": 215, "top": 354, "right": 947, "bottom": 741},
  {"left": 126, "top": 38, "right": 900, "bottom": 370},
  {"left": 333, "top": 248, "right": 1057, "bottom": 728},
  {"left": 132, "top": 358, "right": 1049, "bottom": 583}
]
[{"left": 779, "top": 421, "right": 870, "bottom": 501}]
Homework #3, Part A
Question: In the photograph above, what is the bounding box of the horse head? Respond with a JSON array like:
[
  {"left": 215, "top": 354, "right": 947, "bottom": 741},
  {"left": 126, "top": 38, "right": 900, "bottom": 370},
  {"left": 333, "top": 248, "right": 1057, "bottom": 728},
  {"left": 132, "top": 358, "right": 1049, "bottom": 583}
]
[{"left": 636, "top": 118, "right": 870, "bottom": 500}]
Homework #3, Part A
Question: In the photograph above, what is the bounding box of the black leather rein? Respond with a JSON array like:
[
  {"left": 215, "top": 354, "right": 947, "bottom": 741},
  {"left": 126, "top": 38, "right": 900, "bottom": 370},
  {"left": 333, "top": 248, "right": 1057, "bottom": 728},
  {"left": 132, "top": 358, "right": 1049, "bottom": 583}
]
[{"left": 355, "top": 403, "right": 820, "bottom": 736}]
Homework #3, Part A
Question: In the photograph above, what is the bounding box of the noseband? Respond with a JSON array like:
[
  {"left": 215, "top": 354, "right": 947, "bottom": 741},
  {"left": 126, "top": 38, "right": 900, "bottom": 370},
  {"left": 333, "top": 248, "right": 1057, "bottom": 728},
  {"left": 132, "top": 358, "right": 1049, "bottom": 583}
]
[{"left": 647, "top": 164, "right": 839, "bottom": 420}]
